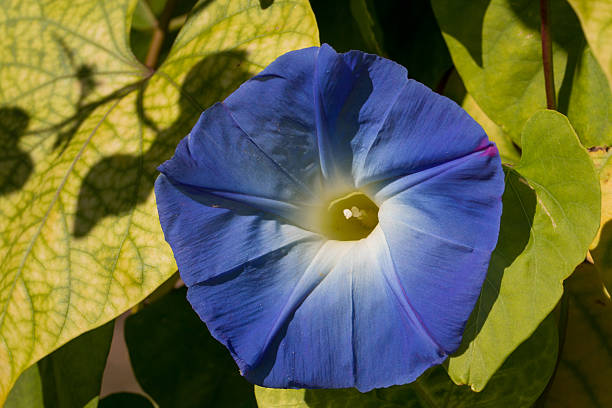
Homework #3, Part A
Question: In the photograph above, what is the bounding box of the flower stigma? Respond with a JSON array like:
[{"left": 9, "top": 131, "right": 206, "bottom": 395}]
[{"left": 318, "top": 191, "right": 379, "bottom": 241}]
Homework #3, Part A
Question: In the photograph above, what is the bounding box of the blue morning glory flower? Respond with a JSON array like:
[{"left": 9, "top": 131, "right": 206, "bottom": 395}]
[{"left": 154, "top": 44, "right": 504, "bottom": 392}]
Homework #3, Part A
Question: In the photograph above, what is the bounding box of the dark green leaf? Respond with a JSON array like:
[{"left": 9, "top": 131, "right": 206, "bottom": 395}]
[
  {"left": 125, "top": 288, "right": 257, "bottom": 408},
  {"left": 98, "top": 393, "right": 154, "bottom": 408},
  {"left": 4, "top": 365, "right": 44, "bottom": 408},
  {"left": 5, "top": 322, "right": 113, "bottom": 408},
  {"left": 373, "top": 0, "right": 452, "bottom": 88},
  {"left": 310, "top": 0, "right": 452, "bottom": 88}
]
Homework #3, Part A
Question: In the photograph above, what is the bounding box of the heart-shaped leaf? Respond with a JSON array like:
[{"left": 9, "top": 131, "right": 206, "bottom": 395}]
[
  {"left": 447, "top": 110, "right": 600, "bottom": 390},
  {"left": 0, "top": 0, "right": 319, "bottom": 403}
]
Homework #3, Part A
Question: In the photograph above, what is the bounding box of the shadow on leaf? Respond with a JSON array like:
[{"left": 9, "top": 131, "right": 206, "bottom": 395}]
[
  {"left": 452, "top": 169, "right": 536, "bottom": 355},
  {"left": 0, "top": 107, "right": 32, "bottom": 196},
  {"left": 432, "top": 0, "right": 490, "bottom": 67},
  {"left": 73, "top": 50, "right": 252, "bottom": 237}
]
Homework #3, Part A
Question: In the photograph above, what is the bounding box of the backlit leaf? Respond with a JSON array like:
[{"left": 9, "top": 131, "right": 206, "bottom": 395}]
[
  {"left": 431, "top": 0, "right": 610, "bottom": 147},
  {"left": 0, "top": 0, "right": 319, "bottom": 403}
]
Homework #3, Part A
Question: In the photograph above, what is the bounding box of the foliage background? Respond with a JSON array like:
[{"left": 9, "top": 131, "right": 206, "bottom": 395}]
[{"left": 0, "top": 0, "right": 610, "bottom": 407}]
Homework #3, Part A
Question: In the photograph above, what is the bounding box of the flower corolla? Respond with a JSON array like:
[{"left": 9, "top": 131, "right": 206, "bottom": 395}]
[{"left": 155, "top": 44, "right": 504, "bottom": 391}]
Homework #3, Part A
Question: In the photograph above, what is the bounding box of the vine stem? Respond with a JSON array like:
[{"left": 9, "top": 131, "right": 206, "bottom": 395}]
[
  {"left": 540, "top": 0, "right": 556, "bottom": 110},
  {"left": 144, "top": 0, "right": 179, "bottom": 70}
]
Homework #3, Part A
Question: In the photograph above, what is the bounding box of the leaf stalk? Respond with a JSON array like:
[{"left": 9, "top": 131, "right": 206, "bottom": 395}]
[
  {"left": 144, "top": 0, "right": 178, "bottom": 70},
  {"left": 539, "top": 0, "right": 556, "bottom": 110}
]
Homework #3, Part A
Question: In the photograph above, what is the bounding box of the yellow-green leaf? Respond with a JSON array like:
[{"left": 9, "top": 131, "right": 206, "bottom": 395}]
[
  {"left": 567, "top": 0, "right": 612, "bottom": 91},
  {"left": 431, "top": 0, "right": 611, "bottom": 147},
  {"left": 0, "top": 0, "right": 319, "bottom": 404}
]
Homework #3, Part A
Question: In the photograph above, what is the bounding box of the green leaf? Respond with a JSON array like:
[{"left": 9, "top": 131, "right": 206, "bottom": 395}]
[
  {"left": 565, "top": 45, "right": 612, "bottom": 147},
  {"left": 255, "top": 386, "right": 412, "bottom": 408},
  {"left": 566, "top": 0, "right": 612, "bottom": 91},
  {"left": 349, "top": 0, "right": 384, "bottom": 55},
  {"left": 255, "top": 314, "right": 557, "bottom": 408},
  {"left": 447, "top": 110, "right": 600, "bottom": 390},
  {"left": 0, "top": 0, "right": 319, "bottom": 403},
  {"left": 125, "top": 288, "right": 257, "bottom": 408},
  {"left": 5, "top": 321, "right": 113, "bottom": 408},
  {"left": 309, "top": 0, "right": 376, "bottom": 54},
  {"left": 38, "top": 321, "right": 114, "bottom": 408},
  {"left": 131, "top": 0, "right": 159, "bottom": 31},
  {"left": 543, "top": 262, "right": 612, "bottom": 408},
  {"left": 430, "top": 0, "right": 608, "bottom": 146},
  {"left": 4, "top": 365, "right": 43, "bottom": 408},
  {"left": 439, "top": 70, "right": 521, "bottom": 164},
  {"left": 461, "top": 94, "right": 520, "bottom": 165}
]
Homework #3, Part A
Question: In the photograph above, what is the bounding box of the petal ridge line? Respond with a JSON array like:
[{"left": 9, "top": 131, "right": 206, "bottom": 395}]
[
  {"left": 377, "top": 228, "right": 448, "bottom": 355},
  {"left": 391, "top": 217, "right": 485, "bottom": 253},
  {"left": 160, "top": 175, "right": 311, "bottom": 229},
  {"left": 371, "top": 145, "right": 496, "bottom": 200},
  {"left": 190, "top": 236, "right": 322, "bottom": 287},
  {"left": 219, "top": 101, "right": 315, "bottom": 197},
  {"left": 354, "top": 81, "right": 407, "bottom": 175},
  {"left": 246, "top": 240, "right": 353, "bottom": 372}
]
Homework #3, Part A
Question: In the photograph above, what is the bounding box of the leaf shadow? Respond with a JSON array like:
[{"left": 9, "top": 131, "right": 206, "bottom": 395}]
[
  {"left": 451, "top": 169, "right": 536, "bottom": 357},
  {"left": 436, "top": 0, "right": 490, "bottom": 68},
  {"left": 52, "top": 36, "right": 100, "bottom": 153},
  {"left": 259, "top": 0, "right": 274, "bottom": 9},
  {"left": 0, "top": 107, "right": 32, "bottom": 196},
  {"left": 20, "top": 38, "right": 140, "bottom": 157},
  {"left": 73, "top": 50, "right": 253, "bottom": 237},
  {"left": 188, "top": 0, "right": 215, "bottom": 19}
]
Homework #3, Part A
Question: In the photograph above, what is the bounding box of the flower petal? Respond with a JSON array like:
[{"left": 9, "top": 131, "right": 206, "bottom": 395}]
[
  {"left": 374, "top": 153, "right": 503, "bottom": 352},
  {"left": 222, "top": 47, "right": 322, "bottom": 194},
  {"left": 186, "top": 239, "right": 354, "bottom": 387},
  {"left": 355, "top": 79, "right": 491, "bottom": 186},
  {"left": 222, "top": 44, "right": 411, "bottom": 190},
  {"left": 373, "top": 146, "right": 504, "bottom": 251},
  {"left": 158, "top": 101, "right": 315, "bottom": 219},
  {"left": 154, "top": 175, "right": 319, "bottom": 286},
  {"left": 312, "top": 44, "right": 409, "bottom": 183},
  {"left": 154, "top": 44, "right": 505, "bottom": 393},
  {"left": 186, "top": 227, "right": 456, "bottom": 392}
]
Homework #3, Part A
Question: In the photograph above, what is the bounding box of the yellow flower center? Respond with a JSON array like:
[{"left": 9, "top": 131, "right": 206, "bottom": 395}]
[{"left": 319, "top": 191, "right": 379, "bottom": 241}]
